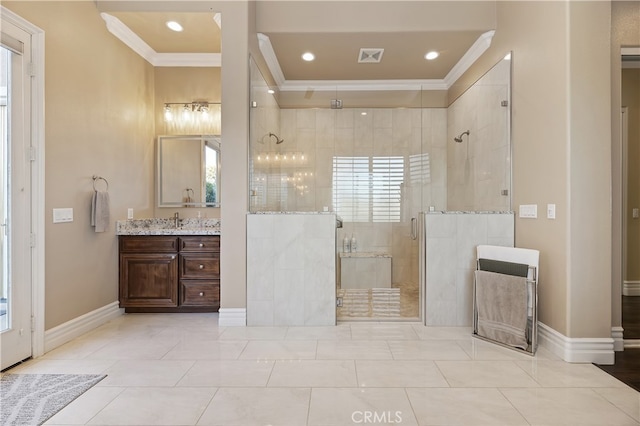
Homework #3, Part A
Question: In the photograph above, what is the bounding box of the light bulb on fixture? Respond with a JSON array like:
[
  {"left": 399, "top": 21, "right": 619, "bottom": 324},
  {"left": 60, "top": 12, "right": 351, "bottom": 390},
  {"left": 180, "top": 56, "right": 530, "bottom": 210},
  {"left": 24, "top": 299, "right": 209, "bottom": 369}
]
[
  {"left": 164, "top": 104, "right": 173, "bottom": 122},
  {"left": 199, "top": 104, "right": 210, "bottom": 121},
  {"left": 182, "top": 104, "right": 192, "bottom": 122}
]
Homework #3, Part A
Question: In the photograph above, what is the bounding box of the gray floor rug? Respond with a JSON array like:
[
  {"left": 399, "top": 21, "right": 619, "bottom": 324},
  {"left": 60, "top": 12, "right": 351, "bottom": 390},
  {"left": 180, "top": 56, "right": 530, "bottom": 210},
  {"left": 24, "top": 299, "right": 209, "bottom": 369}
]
[{"left": 0, "top": 373, "right": 106, "bottom": 426}]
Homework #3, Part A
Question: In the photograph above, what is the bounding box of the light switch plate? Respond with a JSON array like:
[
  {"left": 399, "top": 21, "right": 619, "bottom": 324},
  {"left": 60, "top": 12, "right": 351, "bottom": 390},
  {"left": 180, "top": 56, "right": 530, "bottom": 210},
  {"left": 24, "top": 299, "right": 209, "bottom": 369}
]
[
  {"left": 53, "top": 208, "right": 73, "bottom": 223},
  {"left": 127, "top": 208, "right": 134, "bottom": 219},
  {"left": 547, "top": 204, "right": 556, "bottom": 219},
  {"left": 519, "top": 204, "right": 538, "bottom": 219}
]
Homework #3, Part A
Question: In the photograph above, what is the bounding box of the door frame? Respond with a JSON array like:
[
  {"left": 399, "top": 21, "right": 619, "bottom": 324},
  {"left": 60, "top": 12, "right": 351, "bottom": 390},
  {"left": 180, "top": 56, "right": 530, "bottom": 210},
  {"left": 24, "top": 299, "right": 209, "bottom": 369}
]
[{"left": 1, "top": 7, "right": 45, "bottom": 359}]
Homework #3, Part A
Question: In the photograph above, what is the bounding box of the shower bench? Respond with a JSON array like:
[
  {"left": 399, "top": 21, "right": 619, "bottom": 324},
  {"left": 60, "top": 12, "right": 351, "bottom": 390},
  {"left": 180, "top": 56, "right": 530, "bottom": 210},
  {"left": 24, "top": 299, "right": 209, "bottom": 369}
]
[{"left": 339, "top": 252, "right": 392, "bottom": 289}]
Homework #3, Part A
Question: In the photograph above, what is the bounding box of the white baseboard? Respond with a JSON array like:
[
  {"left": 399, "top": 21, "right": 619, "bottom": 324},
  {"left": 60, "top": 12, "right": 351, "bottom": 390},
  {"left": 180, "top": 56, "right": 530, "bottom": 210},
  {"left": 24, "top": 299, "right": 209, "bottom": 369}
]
[
  {"left": 538, "top": 322, "right": 614, "bottom": 365},
  {"left": 612, "top": 326, "right": 624, "bottom": 351},
  {"left": 44, "top": 301, "right": 123, "bottom": 353},
  {"left": 623, "top": 281, "right": 640, "bottom": 296},
  {"left": 218, "top": 308, "right": 246, "bottom": 326}
]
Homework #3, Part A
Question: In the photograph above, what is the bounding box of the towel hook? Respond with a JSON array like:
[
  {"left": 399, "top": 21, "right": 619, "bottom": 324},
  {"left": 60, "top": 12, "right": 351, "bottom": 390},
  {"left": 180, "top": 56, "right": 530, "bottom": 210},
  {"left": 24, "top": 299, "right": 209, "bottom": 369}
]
[{"left": 92, "top": 175, "right": 109, "bottom": 191}]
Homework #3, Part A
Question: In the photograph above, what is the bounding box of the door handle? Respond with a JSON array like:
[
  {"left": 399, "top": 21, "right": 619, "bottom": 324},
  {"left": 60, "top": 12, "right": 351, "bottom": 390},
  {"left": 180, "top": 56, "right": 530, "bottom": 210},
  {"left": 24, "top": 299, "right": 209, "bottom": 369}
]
[{"left": 411, "top": 217, "right": 417, "bottom": 240}]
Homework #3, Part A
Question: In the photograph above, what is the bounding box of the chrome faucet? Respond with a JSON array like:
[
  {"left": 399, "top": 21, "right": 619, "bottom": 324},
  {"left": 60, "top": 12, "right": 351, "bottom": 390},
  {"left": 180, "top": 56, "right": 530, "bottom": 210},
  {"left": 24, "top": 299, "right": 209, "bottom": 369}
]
[{"left": 173, "top": 212, "right": 180, "bottom": 228}]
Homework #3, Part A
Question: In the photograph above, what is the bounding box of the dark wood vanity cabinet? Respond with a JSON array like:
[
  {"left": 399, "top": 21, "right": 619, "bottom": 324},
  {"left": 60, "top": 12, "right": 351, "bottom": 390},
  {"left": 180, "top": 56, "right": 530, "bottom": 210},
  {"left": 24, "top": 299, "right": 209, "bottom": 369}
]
[{"left": 119, "top": 235, "right": 220, "bottom": 313}]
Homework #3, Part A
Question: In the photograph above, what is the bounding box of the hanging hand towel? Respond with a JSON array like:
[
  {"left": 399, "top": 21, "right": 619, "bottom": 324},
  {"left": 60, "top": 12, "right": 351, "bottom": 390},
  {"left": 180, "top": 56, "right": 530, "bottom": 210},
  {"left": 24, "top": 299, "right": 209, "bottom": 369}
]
[{"left": 91, "top": 190, "right": 110, "bottom": 233}]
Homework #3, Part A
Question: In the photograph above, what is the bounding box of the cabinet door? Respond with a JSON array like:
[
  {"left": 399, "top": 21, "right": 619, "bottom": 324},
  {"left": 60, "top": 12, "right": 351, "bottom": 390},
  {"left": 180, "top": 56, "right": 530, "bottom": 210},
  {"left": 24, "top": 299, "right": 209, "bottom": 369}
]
[{"left": 120, "top": 253, "right": 178, "bottom": 307}]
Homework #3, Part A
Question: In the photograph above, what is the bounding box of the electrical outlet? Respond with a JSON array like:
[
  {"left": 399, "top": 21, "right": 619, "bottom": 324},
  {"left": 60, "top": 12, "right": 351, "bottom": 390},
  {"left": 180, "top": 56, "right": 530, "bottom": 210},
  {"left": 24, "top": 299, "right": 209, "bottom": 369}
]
[
  {"left": 633, "top": 208, "right": 639, "bottom": 219},
  {"left": 127, "top": 208, "right": 134, "bottom": 219}
]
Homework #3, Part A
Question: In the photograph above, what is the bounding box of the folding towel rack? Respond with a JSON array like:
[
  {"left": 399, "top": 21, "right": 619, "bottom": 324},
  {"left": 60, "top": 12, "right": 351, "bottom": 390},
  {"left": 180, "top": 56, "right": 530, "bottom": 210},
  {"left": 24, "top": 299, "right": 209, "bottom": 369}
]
[{"left": 473, "top": 245, "right": 539, "bottom": 355}]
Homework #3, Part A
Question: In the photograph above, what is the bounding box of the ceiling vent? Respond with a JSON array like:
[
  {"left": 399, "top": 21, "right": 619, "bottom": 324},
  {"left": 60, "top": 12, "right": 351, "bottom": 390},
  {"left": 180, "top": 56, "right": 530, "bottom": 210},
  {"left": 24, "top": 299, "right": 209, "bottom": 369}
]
[{"left": 358, "top": 48, "right": 384, "bottom": 63}]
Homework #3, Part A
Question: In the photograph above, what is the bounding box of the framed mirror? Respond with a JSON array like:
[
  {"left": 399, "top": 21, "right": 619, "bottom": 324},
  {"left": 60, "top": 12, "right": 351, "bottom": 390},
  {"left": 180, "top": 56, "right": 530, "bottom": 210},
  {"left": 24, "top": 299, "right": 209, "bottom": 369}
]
[{"left": 156, "top": 135, "right": 221, "bottom": 207}]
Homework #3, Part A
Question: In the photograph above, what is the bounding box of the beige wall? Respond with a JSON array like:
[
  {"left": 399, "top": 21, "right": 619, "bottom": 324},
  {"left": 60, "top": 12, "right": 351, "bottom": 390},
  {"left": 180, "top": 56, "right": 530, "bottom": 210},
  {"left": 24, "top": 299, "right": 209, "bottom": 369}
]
[
  {"left": 623, "top": 69, "right": 640, "bottom": 280},
  {"left": 3, "top": 1, "right": 156, "bottom": 329},
  {"left": 452, "top": 1, "right": 613, "bottom": 338}
]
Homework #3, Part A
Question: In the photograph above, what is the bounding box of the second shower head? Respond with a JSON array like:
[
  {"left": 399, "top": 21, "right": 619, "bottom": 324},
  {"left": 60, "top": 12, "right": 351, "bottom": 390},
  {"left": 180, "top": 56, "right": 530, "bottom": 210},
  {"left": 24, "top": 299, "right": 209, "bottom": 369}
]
[
  {"left": 269, "top": 133, "right": 284, "bottom": 144},
  {"left": 454, "top": 130, "right": 470, "bottom": 143}
]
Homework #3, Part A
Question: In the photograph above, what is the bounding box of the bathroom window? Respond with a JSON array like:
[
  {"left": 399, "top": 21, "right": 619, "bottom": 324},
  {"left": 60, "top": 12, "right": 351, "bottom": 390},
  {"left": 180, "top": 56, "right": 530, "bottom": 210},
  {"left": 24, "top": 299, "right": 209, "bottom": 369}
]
[{"left": 333, "top": 156, "right": 404, "bottom": 223}]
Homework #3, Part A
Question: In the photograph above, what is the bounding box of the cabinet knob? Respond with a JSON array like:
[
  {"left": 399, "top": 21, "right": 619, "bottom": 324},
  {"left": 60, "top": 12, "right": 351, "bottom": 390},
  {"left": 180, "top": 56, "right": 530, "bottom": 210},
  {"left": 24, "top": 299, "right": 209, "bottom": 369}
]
[
  {"left": 199, "top": 292, "right": 204, "bottom": 296},
  {"left": 199, "top": 264, "right": 204, "bottom": 269},
  {"left": 199, "top": 243, "right": 204, "bottom": 247}
]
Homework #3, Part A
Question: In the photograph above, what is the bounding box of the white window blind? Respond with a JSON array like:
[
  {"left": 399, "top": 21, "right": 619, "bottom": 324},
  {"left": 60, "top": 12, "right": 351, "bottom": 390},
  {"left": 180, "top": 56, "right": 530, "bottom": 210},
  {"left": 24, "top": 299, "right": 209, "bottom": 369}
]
[{"left": 333, "top": 156, "right": 404, "bottom": 223}]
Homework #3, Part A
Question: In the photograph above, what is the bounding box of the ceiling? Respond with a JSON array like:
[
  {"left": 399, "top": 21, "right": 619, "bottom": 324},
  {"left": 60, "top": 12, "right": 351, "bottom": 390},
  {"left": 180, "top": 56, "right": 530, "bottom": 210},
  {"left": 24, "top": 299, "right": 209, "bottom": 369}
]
[{"left": 105, "top": 11, "right": 490, "bottom": 83}]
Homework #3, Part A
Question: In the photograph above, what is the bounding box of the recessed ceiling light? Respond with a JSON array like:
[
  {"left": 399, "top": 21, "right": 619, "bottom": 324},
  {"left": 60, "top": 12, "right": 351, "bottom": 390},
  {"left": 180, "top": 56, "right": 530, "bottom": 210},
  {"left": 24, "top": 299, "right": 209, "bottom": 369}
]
[
  {"left": 267, "top": 89, "right": 275, "bottom": 94},
  {"left": 425, "top": 51, "right": 439, "bottom": 60},
  {"left": 166, "top": 21, "right": 183, "bottom": 32},
  {"left": 361, "top": 112, "right": 368, "bottom": 116},
  {"left": 302, "top": 52, "right": 315, "bottom": 62}
]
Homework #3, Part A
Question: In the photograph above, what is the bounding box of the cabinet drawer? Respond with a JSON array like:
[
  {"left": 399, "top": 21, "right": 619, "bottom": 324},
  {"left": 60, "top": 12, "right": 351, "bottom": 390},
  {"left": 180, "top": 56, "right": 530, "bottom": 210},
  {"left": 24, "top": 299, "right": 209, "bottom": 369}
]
[
  {"left": 179, "top": 253, "right": 220, "bottom": 278},
  {"left": 120, "top": 236, "right": 178, "bottom": 253},
  {"left": 180, "top": 280, "right": 220, "bottom": 307},
  {"left": 179, "top": 236, "right": 220, "bottom": 253}
]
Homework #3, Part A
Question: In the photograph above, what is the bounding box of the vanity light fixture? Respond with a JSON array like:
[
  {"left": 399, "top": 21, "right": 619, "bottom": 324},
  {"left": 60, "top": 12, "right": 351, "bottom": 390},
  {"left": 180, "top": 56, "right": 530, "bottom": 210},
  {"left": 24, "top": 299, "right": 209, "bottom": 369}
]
[
  {"left": 166, "top": 21, "right": 183, "bottom": 32},
  {"left": 162, "top": 101, "right": 220, "bottom": 124},
  {"left": 302, "top": 52, "right": 315, "bottom": 61},
  {"left": 425, "top": 51, "right": 439, "bottom": 60}
]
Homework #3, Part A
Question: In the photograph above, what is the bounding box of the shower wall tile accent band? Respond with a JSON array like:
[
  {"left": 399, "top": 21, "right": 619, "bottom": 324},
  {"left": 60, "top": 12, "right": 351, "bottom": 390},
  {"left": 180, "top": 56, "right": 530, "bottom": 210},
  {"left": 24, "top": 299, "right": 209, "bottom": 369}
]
[
  {"left": 246, "top": 213, "right": 336, "bottom": 326},
  {"left": 425, "top": 212, "right": 514, "bottom": 326}
]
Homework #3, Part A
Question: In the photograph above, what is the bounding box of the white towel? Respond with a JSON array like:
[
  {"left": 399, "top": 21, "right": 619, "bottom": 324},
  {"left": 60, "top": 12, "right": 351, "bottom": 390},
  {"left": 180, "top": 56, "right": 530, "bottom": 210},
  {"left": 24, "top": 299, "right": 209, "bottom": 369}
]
[{"left": 91, "top": 190, "right": 110, "bottom": 233}]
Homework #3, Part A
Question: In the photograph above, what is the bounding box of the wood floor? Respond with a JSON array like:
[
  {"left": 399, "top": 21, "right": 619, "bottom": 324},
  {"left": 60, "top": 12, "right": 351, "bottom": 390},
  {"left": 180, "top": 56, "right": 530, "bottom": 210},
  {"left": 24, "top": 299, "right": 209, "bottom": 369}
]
[
  {"left": 596, "top": 349, "right": 640, "bottom": 392},
  {"left": 596, "top": 296, "right": 640, "bottom": 392},
  {"left": 623, "top": 296, "right": 640, "bottom": 339}
]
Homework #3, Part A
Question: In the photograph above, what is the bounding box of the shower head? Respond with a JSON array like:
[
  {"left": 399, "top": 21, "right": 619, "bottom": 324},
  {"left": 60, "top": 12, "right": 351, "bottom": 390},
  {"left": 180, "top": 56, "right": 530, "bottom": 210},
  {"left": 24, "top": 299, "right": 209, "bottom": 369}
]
[
  {"left": 454, "top": 130, "right": 470, "bottom": 143},
  {"left": 269, "top": 133, "right": 284, "bottom": 144}
]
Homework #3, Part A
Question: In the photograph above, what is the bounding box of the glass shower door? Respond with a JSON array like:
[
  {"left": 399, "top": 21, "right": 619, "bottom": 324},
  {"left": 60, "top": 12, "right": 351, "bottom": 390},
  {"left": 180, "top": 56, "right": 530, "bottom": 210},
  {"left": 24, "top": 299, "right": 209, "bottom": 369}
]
[{"left": 334, "top": 85, "right": 423, "bottom": 321}]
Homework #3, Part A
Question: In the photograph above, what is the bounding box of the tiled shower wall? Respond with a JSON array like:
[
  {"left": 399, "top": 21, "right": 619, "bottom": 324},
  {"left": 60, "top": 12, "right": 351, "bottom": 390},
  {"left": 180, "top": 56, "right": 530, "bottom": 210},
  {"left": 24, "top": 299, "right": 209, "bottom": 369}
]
[
  {"left": 447, "top": 58, "right": 511, "bottom": 211},
  {"left": 251, "top": 106, "right": 448, "bottom": 285}
]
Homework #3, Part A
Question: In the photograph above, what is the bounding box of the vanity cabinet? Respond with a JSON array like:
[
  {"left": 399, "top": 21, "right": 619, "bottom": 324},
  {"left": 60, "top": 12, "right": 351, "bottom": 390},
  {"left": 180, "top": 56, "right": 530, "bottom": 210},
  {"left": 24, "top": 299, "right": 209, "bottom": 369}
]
[{"left": 119, "top": 235, "right": 220, "bottom": 313}]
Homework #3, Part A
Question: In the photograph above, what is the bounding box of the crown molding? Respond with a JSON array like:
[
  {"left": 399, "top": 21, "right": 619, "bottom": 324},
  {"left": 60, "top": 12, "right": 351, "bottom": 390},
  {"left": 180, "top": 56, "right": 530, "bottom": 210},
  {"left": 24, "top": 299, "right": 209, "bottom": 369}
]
[
  {"left": 101, "top": 13, "right": 221, "bottom": 67},
  {"left": 443, "top": 30, "right": 495, "bottom": 87},
  {"left": 257, "top": 33, "right": 286, "bottom": 87},
  {"left": 279, "top": 79, "right": 447, "bottom": 92},
  {"left": 259, "top": 30, "right": 493, "bottom": 93}
]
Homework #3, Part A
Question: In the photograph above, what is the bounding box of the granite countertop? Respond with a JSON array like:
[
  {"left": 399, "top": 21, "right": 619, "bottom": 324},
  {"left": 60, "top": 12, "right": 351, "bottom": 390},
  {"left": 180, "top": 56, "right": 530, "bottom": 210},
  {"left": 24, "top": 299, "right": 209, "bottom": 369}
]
[
  {"left": 248, "top": 211, "right": 335, "bottom": 215},
  {"left": 116, "top": 218, "right": 221, "bottom": 236},
  {"left": 339, "top": 251, "right": 392, "bottom": 258},
  {"left": 426, "top": 211, "right": 514, "bottom": 214}
]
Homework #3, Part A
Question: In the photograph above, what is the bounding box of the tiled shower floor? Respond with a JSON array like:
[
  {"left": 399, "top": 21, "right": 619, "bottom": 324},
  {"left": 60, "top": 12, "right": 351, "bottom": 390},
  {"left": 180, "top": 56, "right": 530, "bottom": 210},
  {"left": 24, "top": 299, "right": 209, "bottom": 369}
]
[{"left": 337, "top": 281, "right": 419, "bottom": 320}]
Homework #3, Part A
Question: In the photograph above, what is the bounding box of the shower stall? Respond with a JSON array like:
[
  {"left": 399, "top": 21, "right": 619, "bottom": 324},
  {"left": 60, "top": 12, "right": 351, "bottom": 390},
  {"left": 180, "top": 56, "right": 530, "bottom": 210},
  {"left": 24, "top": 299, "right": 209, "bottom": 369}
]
[{"left": 247, "top": 53, "right": 512, "bottom": 324}]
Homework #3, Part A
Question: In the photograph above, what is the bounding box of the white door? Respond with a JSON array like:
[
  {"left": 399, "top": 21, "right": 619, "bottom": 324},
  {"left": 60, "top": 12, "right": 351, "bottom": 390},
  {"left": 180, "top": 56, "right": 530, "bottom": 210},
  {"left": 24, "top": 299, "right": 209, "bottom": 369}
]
[{"left": 0, "top": 20, "right": 33, "bottom": 370}]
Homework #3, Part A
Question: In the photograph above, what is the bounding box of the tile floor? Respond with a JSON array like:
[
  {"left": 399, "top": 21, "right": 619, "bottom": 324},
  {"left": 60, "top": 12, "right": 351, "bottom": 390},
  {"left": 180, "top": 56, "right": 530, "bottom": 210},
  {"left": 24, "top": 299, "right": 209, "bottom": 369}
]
[{"left": 5, "top": 313, "right": 640, "bottom": 426}]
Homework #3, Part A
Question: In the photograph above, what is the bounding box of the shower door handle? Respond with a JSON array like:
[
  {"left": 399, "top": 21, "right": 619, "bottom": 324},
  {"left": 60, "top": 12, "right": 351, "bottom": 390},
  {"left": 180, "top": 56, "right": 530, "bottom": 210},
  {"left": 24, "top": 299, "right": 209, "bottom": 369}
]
[{"left": 411, "top": 217, "right": 417, "bottom": 240}]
